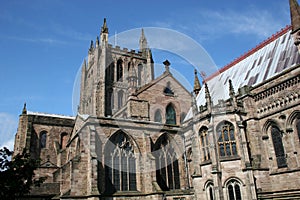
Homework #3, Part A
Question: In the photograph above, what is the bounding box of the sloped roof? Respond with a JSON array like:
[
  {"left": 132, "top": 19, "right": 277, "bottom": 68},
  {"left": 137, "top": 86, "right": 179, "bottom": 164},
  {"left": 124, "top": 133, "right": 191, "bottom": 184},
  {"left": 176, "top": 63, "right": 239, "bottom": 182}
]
[{"left": 185, "top": 25, "right": 300, "bottom": 120}]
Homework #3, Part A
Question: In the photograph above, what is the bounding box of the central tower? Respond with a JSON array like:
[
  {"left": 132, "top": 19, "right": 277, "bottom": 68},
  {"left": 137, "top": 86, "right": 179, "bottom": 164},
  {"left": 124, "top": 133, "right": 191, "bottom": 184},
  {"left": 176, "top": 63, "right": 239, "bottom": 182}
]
[{"left": 79, "top": 19, "right": 154, "bottom": 117}]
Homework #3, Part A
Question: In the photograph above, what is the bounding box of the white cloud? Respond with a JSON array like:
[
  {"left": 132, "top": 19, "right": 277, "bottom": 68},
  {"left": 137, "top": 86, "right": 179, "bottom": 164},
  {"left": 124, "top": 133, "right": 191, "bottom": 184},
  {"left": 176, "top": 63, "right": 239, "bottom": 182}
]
[
  {"left": 0, "top": 113, "right": 17, "bottom": 151},
  {"left": 151, "top": 5, "right": 289, "bottom": 42},
  {"left": 199, "top": 9, "right": 284, "bottom": 38}
]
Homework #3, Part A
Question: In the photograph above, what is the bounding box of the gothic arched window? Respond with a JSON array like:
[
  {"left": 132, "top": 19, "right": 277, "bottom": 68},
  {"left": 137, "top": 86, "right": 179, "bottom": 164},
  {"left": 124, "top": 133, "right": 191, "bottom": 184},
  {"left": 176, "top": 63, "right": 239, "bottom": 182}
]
[
  {"left": 118, "top": 90, "right": 124, "bottom": 109},
  {"left": 166, "top": 104, "right": 176, "bottom": 125},
  {"left": 217, "top": 122, "right": 237, "bottom": 157},
  {"left": 164, "top": 82, "right": 174, "bottom": 95},
  {"left": 153, "top": 134, "right": 180, "bottom": 191},
  {"left": 40, "top": 131, "right": 47, "bottom": 149},
  {"left": 117, "top": 59, "right": 123, "bottom": 82},
  {"left": 105, "top": 132, "right": 136, "bottom": 193},
  {"left": 154, "top": 109, "right": 162, "bottom": 123},
  {"left": 199, "top": 127, "right": 210, "bottom": 161},
  {"left": 271, "top": 126, "right": 287, "bottom": 168},
  {"left": 138, "top": 64, "right": 143, "bottom": 86},
  {"left": 60, "top": 132, "right": 68, "bottom": 149},
  {"left": 227, "top": 180, "right": 242, "bottom": 200},
  {"left": 296, "top": 117, "right": 300, "bottom": 141},
  {"left": 206, "top": 182, "right": 215, "bottom": 200}
]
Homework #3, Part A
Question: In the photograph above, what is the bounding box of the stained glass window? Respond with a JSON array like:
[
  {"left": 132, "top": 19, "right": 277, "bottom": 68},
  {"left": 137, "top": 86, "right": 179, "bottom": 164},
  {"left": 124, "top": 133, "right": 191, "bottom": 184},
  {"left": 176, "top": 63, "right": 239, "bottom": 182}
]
[
  {"left": 166, "top": 104, "right": 176, "bottom": 125},
  {"left": 105, "top": 132, "right": 136, "bottom": 193},
  {"left": 217, "top": 122, "right": 237, "bottom": 157},
  {"left": 153, "top": 134, "right": 180, "bottom": 191}
]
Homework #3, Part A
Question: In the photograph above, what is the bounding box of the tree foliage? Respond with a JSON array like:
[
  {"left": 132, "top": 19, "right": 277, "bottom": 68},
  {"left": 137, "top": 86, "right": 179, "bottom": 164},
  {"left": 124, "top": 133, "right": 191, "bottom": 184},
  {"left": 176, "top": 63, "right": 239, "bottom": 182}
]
[{"left": 0, "top": 147, "right": 45, "bottom": 199}]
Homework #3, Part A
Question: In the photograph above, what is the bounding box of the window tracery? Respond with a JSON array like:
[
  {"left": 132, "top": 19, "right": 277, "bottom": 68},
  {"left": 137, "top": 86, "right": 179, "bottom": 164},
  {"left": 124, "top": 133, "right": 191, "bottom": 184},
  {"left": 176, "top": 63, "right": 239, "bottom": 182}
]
[
  {"left": 217, "top": 122, "right": 237, "bottom": 157},
  {"left": 154, "top": 134, "right": 180, "bottom": 191},
  {"left": 105, "top": 132, "right": 136, "bottom": 193},
  {"left": 227, "top": 180, "right": 242, "bottom": 200}
]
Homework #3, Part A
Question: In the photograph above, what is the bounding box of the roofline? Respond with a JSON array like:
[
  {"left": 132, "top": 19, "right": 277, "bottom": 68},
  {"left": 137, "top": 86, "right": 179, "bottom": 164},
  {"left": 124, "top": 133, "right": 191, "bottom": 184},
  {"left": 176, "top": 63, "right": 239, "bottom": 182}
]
[{"left": 203, "top": 25, "right": 292, "bottom": 83}]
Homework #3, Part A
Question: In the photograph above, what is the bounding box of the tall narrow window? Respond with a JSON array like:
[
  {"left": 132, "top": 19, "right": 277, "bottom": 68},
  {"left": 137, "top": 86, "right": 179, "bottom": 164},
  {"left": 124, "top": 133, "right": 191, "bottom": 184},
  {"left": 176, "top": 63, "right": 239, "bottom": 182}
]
[
  {"left": 118, "top": 90, "right": 124, "bottom": 109},
  {"left": 153, "top": 134, "right": 180, "bottom": 191},
  {"left": 60, "top": 132, "right": 68, "bottom": 149},
  {"left": 296, "top": 117, "right": 300, "bottom": 141},
  {"left": 105, "top": 132, "right": 136, "bottom": 193},
  {"left": 271, "top": 126, "right": 287, "bottom": 168},
  {"left": 40, "top": 131, "right": 47, "bottom": 149},
  {"left": 217, "top": 122, "right": 237, "bottom": 157},
  {"left": 138, "top": 64, "right": 143, "bottom": 86},
  {"left": 117, "top": 59, "right": 123, "bottom": 82},
  {"left": 227, "top": 180, "right": 242, "bottom": 200},
  {"left": 166, "top": 104, "right": 176, "bottom": 125},
  {"left": 199, "top": 127, "right": 210, "bottom": 161},
  {"left": 206, "top": 183, "right": 214, "bottom": 200},
  {"left": 105, "top": 62, "right": 114, "bottom": 83},
  {"left": 154, "top": 109, "right": 162, "bottom": 123}
]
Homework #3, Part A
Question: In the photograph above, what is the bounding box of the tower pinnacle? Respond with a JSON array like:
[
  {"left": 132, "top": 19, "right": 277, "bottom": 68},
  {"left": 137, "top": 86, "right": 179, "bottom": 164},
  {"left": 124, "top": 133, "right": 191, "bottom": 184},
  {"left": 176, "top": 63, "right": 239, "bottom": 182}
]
[
  {"left": 100, "top": 18, "right": 109, "bottom": 44},
  {"left": 139, "top": 28, "right": 148, "bottom": 51},
  {"left": 193, "top": 69, "right": 201, "bottom": 95}
]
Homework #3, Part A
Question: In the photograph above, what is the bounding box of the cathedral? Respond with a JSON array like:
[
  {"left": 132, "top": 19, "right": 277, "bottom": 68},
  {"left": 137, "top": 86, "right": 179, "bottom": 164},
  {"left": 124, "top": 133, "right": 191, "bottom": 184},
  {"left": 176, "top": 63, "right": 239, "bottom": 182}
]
[{"left": 13, "top": 0, "right": 300, "bottom": 199}]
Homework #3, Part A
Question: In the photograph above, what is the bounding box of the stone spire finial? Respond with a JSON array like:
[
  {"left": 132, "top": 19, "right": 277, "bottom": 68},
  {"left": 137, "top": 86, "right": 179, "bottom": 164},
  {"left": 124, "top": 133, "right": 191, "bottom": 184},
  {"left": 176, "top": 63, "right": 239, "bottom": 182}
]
[
  {"left": 193, "top": 69, "right": 201, "bottom": 95},
  {"left": 163, "top": 60, "right": 170, "bottom": 73},
  {"left": 100, "top": 18, "right": 109, "bottom": 44},
  {"left": 290, "top": 0, "right": 300, "bottom": 33},
  {"left": 204, "top": 83, "right": 212, "bottom": 112},
  {"left": 229, "top": 79, "right": 235, "bottom": 97},
  {"left": 101, "top": 18, "right": 109, "bottom": 34},
  {"left": 139, "top": 28, "right": 148, "bottom": 51},
  {"left": 22, "top": 103, "right": 27, "bottom": 115},
  {"left": 89, "top": 40, "right": 94, "bottom": 51}
]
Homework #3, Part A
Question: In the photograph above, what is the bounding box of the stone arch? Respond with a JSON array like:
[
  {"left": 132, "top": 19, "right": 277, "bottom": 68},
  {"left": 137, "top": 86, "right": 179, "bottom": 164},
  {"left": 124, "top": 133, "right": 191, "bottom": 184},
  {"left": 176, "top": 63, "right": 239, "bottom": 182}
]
[
  {"left": 104, "top": 130, "right": 139, "bottom": 193},
  {"left": 224, "top": 177, "right": 244, "bottom": 200},
  {"left": 287, "top": 110, "right": 300, "bottom": 129},
  {"left": 262, "top": 119, "right": 281, "bottom": 134},
  {"left": 223, "top": 176, "right": 245, "bottom": 187}
]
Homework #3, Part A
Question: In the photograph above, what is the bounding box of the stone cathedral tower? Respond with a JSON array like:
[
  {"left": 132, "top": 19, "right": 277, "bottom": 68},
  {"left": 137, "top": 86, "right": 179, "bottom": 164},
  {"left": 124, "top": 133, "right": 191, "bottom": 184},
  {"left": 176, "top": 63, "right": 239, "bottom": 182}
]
[{"left": 79, "top": 19, "right": 154, "bottom": 117}]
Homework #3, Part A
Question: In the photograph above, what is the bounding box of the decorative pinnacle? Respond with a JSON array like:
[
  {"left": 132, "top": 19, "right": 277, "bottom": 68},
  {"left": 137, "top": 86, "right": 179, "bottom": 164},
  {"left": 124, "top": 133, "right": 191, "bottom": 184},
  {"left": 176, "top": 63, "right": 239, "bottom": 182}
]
[
  {"left": 193, "top": 69, "right": 201, "bottom": 95},
  {"left": 101, "top": 18, "right": 108, "bottom": 34},
  {"left": 204, "top": 83, "right": 211, "bottom": 100},
  {"left": 290, "top": 0, "right": 300, "bottom": 33},
  {"left": 229, "top": 79, "right": 235, "bottom": 97},
  {"left": 22, "top": 103, "right": 27, "bottom": 115},
  {"left": 163, "top": 60, "right": 170, "bottom": 73}
]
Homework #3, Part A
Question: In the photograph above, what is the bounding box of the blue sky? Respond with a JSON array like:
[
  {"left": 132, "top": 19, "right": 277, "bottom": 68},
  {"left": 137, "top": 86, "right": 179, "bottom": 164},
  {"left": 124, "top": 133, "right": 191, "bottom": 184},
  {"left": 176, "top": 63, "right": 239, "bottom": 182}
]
[{"left": 0, "top": 0, "right": 291, "bottom": 149}]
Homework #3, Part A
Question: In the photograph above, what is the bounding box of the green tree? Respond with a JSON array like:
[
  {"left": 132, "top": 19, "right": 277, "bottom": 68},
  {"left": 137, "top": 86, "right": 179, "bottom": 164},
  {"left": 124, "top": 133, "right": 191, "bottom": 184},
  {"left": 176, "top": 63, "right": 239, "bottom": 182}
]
[{"left": 0, "top": 147, "right": 45, "bottom": 199}]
